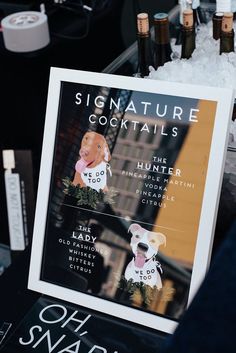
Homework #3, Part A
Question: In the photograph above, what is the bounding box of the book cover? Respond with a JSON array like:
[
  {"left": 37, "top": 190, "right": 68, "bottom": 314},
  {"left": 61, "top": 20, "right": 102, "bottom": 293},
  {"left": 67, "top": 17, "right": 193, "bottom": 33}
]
[{"left": 0, "top": 296, "right": 167, "bottom": 353}]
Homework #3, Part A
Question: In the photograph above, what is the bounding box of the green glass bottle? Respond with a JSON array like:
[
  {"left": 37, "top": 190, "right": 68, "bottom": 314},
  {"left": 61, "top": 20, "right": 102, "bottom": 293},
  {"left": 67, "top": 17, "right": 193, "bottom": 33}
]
[
  {"left": 181, "top": 9, "right": 196, "bottom": 59},
  {"left": 136, "top": 13, "right": 154, "bottom": 77},
  {"left": 153, "top": 13, "right": 172, "bottom": 69},
  {"left": 220, "top": 12, "right": 235, "bottom": 54},
  {"left": 212, "top": 12, "right": 223, "bottom": 40}
]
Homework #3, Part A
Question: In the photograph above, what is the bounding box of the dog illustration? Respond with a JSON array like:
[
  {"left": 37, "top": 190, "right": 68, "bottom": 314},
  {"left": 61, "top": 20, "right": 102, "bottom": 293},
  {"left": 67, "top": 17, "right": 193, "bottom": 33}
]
[
  {"left": 125, "top": 223, "right": 166, "bottom": 289},
  {"left": 72, "top": 131, "right": 111, "bottom": 192}
]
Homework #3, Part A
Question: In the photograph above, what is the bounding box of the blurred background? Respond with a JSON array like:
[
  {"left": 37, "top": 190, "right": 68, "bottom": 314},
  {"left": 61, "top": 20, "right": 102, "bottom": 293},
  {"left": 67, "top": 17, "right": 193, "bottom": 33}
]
[
  {"left": 1, "top": 2, "right": 236, "bottom": 353},
  {"left": 0, "top": 0, "right": 178, "bottom": 325},
  {"left": 0, "top": 0, "right": 176, "bottom": 182}
]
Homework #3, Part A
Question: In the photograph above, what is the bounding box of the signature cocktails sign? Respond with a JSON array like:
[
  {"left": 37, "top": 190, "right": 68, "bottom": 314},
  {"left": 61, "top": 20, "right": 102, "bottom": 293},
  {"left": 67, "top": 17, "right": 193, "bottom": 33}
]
[{"left": 28, "top": 68, "right": 234, "bottom": 334}]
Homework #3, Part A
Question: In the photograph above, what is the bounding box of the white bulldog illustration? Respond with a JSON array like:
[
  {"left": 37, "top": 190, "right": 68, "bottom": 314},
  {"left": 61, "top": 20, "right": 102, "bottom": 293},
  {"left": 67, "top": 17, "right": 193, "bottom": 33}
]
[{"left": 125, "top": 223, "right": 166, "bottom": 289}]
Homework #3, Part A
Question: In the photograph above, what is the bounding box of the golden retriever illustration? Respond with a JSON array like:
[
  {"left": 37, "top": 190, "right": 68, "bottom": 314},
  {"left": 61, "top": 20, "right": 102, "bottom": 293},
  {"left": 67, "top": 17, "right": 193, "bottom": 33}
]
[{"left": 72, "top": 131, "right": 111, "bottom": 192}]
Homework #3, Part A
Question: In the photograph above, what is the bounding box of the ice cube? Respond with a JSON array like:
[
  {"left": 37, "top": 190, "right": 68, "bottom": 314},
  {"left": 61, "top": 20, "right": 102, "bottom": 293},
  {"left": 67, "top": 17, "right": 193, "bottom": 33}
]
[{"left": 148, "top": 21, "right": 236, "bottom": 91}]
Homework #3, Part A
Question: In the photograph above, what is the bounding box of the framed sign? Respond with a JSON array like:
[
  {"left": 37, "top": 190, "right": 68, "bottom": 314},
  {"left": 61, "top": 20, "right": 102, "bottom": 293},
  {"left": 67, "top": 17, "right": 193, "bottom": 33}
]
[{"left": 28, "top": 67, "right": 234, "bottom": 334}]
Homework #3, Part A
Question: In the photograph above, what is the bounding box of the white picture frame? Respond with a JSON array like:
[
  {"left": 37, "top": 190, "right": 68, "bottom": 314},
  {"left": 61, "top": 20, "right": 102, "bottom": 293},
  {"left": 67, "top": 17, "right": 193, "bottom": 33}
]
[{"left": 28, "top": 67, "right": 234, "bottom": 334}]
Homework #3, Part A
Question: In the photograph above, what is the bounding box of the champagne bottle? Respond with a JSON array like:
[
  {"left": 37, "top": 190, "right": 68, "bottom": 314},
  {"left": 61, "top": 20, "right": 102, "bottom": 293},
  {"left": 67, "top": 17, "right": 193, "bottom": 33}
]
[
  {"left": 175, "top": 0, "right": 188, "bottom": 45},
  {"left": 212, "top": 12, "right": 223, "bottom": 40},
  {"left": 220, "top": 12, "right": 235, "bottom": 54},
  {"left": 181, "top": 9, "right": 196, "bottom": 59},
  {"left": 153, "top": 13, "right": 172, "bottom": 69},
  {"left": 136, "top": 13, "right": 154, "bottom": 77}
]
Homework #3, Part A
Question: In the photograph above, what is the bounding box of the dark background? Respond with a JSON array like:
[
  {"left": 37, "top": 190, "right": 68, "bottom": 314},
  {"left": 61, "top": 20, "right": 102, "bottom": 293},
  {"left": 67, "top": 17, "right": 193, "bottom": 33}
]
[
  {"left": 0, "top": 0, "right": 176, "bottom": 245},
  {"left": 0, "top": 0, "right": 177, "bottom": 333},
  {"left": 0, "top": 0, "right": 177, "bottom": 183},
  {"left": 2, "top": 3, "right": 236, "bottom": 353}
]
